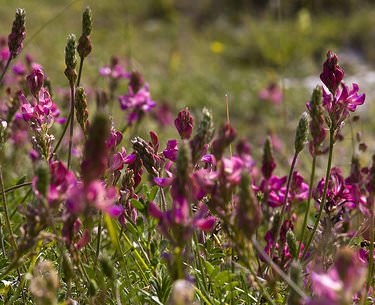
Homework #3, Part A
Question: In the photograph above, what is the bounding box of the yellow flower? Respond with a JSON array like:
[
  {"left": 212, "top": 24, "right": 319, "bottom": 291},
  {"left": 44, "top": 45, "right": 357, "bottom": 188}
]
[{"left": 210, "top": 41, "right": 224, "bottom": 54}]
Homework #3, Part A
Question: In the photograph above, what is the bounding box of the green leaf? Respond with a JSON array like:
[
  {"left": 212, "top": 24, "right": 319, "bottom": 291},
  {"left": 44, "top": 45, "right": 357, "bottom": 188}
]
[{"left": 130, "top": 199, "right": 145, "bottom": 211}]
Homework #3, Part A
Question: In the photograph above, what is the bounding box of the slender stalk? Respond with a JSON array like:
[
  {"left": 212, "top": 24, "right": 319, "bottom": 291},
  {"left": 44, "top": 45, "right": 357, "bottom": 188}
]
[
  {"left": 0, "top": 166, "right": 17, "bottom": 253},
  {"left": 52, "top": 112, "right": 72, "bottom": 158},
  {"left": 302, "top": 128, "right": 334, "bottom": 258},
  {"left": 94, "top": 211, "right": 102, "bottom": 265},
  {"left": 269, "top": 151, "right": 298, "bottom": 262},
  {"left": 4, "top": 181, "right": 32, "bottom": 194},
  {"left": 67, "top": 84, "right": 75, "bottom": 169},
  {"left": 0, "top": 57, "right": 12, "bottom": 84},
  {"left": 77, "top": 56, "right": 84, "bottom": 87},
  {"left": 251, "top": 235, "right": 307, "bottom": 299},
  {"left": 298, "top": 155, "right": 316, "bottom": 257},
  {"left": 365, "top": 194, "right": 374, "bottom": 297}
]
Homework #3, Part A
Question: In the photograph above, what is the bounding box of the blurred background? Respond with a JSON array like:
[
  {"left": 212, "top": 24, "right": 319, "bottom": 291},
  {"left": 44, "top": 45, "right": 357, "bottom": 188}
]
[{"left": 1, "top": 0, "right": 375, "bottom": 171}]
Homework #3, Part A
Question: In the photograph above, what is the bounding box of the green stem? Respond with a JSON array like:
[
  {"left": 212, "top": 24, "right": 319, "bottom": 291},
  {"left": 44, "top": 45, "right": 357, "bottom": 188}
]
[
  {"left": 4, "top": 182, "right": 32, "bottom": 194},
  {"left": 0, "top": 57, "right": 12, "bottom": 84},
  {"left": 67, "top": 84, "right": 75, "bottom": 169},
  {"left": 0, "top": 166, "right": 17, "bottom": 253},
  {"left": 52, "top": 112, "right": 72, "bottom": 158},
  {"left": 364, "top": 194, "right": 374, "bottom": 298},
  {"left": 269, "top": 151, "right": 299, "bottom": 262},
  {"left": 302, "top": 128, "right": 334, "bottom": 259},
  {"left": 77, "top": 56, "right": 84, "bottom": 87},
  {"left": 251, "top": 235, "right": 307, "bottom": 299},
  {"left": 298, "top": 155, "right": 316, "bottom": 257},
  {"left": 94, "top": 211, "right": 102, "bottom": 265}
]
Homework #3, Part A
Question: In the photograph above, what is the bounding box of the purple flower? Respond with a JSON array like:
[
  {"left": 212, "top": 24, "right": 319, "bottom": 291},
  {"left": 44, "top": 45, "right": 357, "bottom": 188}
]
[
  {"left": 258, "top": 82, "right": 283, "bottom": 105},
  {"left": 163, "top": 139, "right": 178, "bottom": 162},
  {"left": 175, "top": 107, "right": 194, "bottom": 139},
  {"left": 118, "top": 79, "right": 156, "bottom": 125},
  {"left": 322, "top": 83, "right": 365, "bottom": 128},
  {"left": 26, "top": 67, "right": 44, "bottom": 98},
  {"left": 20, "top": 88, "right": 60, "bottom": 127},
  {"left": 320, "top": 50, "right": 344, "bottom": 94}
]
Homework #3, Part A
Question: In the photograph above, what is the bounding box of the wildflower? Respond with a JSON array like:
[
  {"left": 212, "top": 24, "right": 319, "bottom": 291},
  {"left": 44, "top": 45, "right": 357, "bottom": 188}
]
[
  {"left": 118, "top": 71, "right": 156, "bottom": 125},
  {"left": 26, "top": 67, "right": 44, "bottom": 98},
  {"left": 163, "top": 139, "right": 178, "bottom": 162},
  {"left": 174, "top": 107, "right": 194, "bottom": 140},
  {"left": 258, "top": 82, "right": 283, "bottom": 105},
  {"left": 211, "top": 122, "right": 237, "bottom": 159},
  {"left": 99, "top": 56, "right": 129, "bottom": 79},
  {"left": 320, "top": 50, "right": 344, "bottom": 94},
  {"left": 322, "top": 83, "right": 365, "bottom": 131},
  {"left": 309, "top": 247, "right": 366, "bottom": 305}
]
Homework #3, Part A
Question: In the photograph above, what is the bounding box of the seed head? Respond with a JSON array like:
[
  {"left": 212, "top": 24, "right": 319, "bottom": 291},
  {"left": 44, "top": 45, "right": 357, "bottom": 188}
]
[
  {"left": 8, "top": 8, "right": 26, "bottom": 58},
  {"left": 294, "top": 112, "right": 309, "bottom": 154},
  {"left": 64, "top": 34, "right": 77, "bottom": 85}
]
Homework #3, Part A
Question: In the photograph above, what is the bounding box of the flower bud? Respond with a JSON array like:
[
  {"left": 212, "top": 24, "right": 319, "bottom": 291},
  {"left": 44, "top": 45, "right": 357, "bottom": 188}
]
[
  {"left": 211, "top": 122, "right": 237, "bottom": 159},
  {"left": 286, "top": 229, "right": 298, "bottom": 259},
  {"left": 81, "top": 113, "right": 110, "bottom": 184},
  {"left": 88, "top": 279, "right": 98, "bottom": 296},
  {"left": 35, "top": 162, "right": 50, "bottom": 199},
  {"left": 8, "top": 8, "right": 26, "bottom": 58},
  {"left": 129, "top": 71, "right": 144, "bottom": 93},
  {"left": 75, "top": 87, "right": 89, "bottom": 135},
  {"left": 190, "top": 108, "right": 214, "bottom": 164},
  {"left": 64, "top": 34, "right": 77, "bottom": 85},
  {"left": 261, "top": 136, "right": 275, "bottom": 179},
  {"left": 175, "top": 107, "right": 194, "bottom": 140},
  {"left": 294, "top": 112, "right": 309, "bottom": 154},
  {"left": 131, "top": 136, "right": 159, "bottom": 177},
  {"left": 26, "top": 68, "right": 44, "bottom": 98},
  {"left": 82, "top": 7, "right": 92, "bottom": 37},
  {"left": 320, "top": 50, "right": 344, "bottom": 94}
]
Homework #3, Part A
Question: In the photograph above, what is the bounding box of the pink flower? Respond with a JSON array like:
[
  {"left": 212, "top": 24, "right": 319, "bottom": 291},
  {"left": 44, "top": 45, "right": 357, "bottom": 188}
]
[
  {"left": 26, "top": 67, "right": 44, "bottom": 98},
  {"left": 258, "top": 82, "right": 283, "bottom": 105},
  {"left": 163, "top": 139, "right": 178, "bottom": 162}
]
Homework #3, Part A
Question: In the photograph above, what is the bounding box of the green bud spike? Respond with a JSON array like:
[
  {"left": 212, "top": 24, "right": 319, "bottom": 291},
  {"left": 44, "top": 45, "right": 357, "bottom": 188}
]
[
  {"left": 82, "top": 7, "right": 92, "bottom": 36},
  {"left": 64, "top": 34, "right": 77, "bottom": 84},
  {"left": 36, "top": 163, "right": 50, "bottom": 198},
  {"left": 75, "top": 87, "right": 89, "bottom": 135},
  {"left": 286, "top": 229, "right": 298, "bottom": 259},
  {"left": 287, "top": 261, "right": 303, "bottom": 305},
  {"left": 294, "top": 112, "right": 309, "bottom": 154}
]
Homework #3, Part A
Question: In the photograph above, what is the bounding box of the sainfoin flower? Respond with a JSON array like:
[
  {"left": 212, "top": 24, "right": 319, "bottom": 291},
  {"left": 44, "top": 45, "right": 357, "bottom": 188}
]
[
  {"left": 308, "top": 247, "right": 366, "bottom": 305},
  {"left": 118, "top": 71, "right": 156, "bottom": 125},
  {"left": 322, "top": 83, "right": 365, "bottom": 129}
]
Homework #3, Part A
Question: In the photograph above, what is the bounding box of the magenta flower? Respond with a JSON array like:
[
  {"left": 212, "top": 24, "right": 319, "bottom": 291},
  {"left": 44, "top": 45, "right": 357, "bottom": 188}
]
[
  {"left": 66, "top": 180, "right": 122, "bottom": 217},
  {"left": 175, "top": 107, "right": 194, "bottom": 140},
  {"left": 26, "top": 67, "right": 44, "bottom": 98},
  {"left": 118, "top": 72, "right": 156, "bottom": 125},
  {"left": 309, "top": 248, "right": 366, "bottom": 305},
  {"left": 163, "top": 139, "right": 178, "bottom": 162},
  {"left": 258, "top": 82, "right": 283, "bottom": 105},
  {"left": 322, "top": 83, "right": 365, "bottom": 129},
  {"left": 20, "top": 88, "right": 60, "bottom": 127},
  {"left": 320, "top": 50, "right": 344, "bottom": 94}
]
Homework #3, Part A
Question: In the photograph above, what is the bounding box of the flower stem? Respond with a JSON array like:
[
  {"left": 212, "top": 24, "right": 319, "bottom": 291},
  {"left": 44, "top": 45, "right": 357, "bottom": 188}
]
[
  {"left": 67, "top": 84, "right": 75, "bottom": 169},
  {"left": 269, "top": 151, "right": 299, "bottom": 262},
  {"left": 0, "top": 166, "right": 18, "bottom": 254},
  {"left": 77, "top": 56, "right": 84, "bottom": 87},
  {"left": 365, "top": 194, "right": 374, "bottom": 296},
  {"left": 251, "top": 235, "right": 307, "bottom": 299},
  {"left": 302, "top": 128, "right": 334, "bottom": 259},
  {"left": 298, "top": 155, "right": 316, "bottom": 257},
  {"left": 0, "top": 57, "right": 12, "bottom": 84},
  {"left": 4, "top": 182, "right": 32, "bottom": 194}
]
